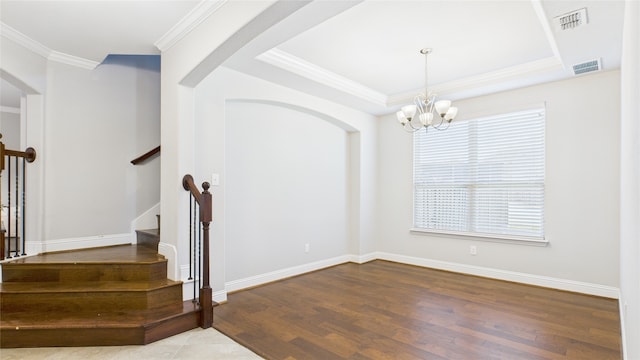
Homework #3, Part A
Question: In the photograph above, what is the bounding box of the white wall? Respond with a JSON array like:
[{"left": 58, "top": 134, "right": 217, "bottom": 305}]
[
  {"left": 0, "top": 112, "right": 20, "bottom": 148},
  {"left": 0, "top": 111, "right": 21, "bottom": 214},
  {"left": 225, "top": 101, "right": 349, "bottom": 279},
  {"left": 1, "top": 36, "right": 48, "bottom": 253},
  {"left": 1, "top": 38, "right": 161, "bottom": 254},
  {"left": 619, "top": 1, "right": 640, "bottom": 358},
  {"left": 376, "top": 70, "right": 621, "bottom": 295},
  {"left": 43, "top": 56, "right": 160, "bottom": 246},
  {"left": 160, "top": 0, "right": 282, "bottom": 282},
  {"left": 192, "top": 66, "right": 376, "bottom": 298}
]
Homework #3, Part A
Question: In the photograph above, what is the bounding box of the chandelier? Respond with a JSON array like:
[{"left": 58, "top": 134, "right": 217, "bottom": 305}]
[{"left": 396, "top": 48, "right": 458, "bottom": 132}]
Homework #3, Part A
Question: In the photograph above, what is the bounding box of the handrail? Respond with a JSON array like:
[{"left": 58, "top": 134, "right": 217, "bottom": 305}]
[
  {"left": 182, "top": 174, "right": 213, "bottom": 328},
  {"left": 130, "top": 145, "right": 160, "bottom": 165},
  {"left": 1, "top": 134, "right": 36, "bottom": 172}
]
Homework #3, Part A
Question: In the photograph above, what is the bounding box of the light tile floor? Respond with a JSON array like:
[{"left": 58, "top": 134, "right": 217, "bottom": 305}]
[{"left": 0, "top": 328, "right": 263, "bottom": 360}]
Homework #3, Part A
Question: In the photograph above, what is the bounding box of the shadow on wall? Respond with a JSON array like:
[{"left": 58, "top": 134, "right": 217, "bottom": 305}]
[{"left": 100, "top": 54, "right": 161, "bottom": 71}]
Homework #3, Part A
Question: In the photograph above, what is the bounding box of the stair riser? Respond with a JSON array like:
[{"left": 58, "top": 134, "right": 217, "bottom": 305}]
[
  {"left": 1, "top": 286, "right": 183, "bottom": 314},
  {"left": 0, "top": 307, "right": 201, "bottom": 348},
  {"left": 136, "top": 230, "right": 160, "bottom": 251},
  {"left": 0, "top": 244, "right": 204, "bottom": 348},
  {"left": 0, "top": 327, "right": 144, "bottom": 348},
  {"left": 2, "top": 262, "right": 168, "bottom": 283}
]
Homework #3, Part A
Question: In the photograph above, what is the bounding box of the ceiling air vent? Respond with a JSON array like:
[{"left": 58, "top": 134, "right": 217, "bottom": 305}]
[
  {"left": 572, "top": 59, "right": 601, "bottom": 75},
  {"left": 554, "top": 8, "right": 588, "bottom": 31}
]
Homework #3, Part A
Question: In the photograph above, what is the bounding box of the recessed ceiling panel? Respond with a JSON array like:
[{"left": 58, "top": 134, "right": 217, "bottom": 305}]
[{"left": 276, "top": 0, "right": 554, "bottom": 96}]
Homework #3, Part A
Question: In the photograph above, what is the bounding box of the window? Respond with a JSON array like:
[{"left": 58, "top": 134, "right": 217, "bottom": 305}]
[{"left": 413, "top": 108, "right": 545, "bottom": 241}]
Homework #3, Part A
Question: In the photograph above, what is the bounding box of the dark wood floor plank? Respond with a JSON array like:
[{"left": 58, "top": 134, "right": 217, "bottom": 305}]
[{"left": 214, "top": 261, "right": 621, "bottom": 360}]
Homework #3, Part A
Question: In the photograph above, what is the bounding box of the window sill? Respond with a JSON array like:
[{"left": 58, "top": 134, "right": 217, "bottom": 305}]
[{"left": 409, "top": 228, "right": 549, "bottom": 247}]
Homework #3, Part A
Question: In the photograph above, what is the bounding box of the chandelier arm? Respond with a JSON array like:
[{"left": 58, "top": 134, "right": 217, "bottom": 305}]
[
  {"left": 396, "top": 48, "right": 456, "bottom": 133},
  {"left": 403, "top": 124, "right": 422, "bottom": 133},
  {"left": 431, "top": 116, "right": 447, "bottom": 129},
  {"left": 432, "top": 119, "right": 451, "bottom": 131},
  {"left": 406, "top": 118, "right": 423, "bottom": 131},
  {"left": 416, "top": 95, "right": 429, "bottom": 117}
]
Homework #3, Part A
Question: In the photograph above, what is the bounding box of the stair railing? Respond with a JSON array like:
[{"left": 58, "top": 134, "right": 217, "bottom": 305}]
[
  {"left": 0, "top": 134, "right": 37, "bottom": 261},
  {"left": 130, "top": 145, "right": 160, "bottom": 165},
  {"left": 182, "top": 174, "right": 213, "bottom": 328}
]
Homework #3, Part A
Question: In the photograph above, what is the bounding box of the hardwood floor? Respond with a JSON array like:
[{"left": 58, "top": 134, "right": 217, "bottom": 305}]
[{"left": 213, "top": 261, "right": 621, "bottom": 360}]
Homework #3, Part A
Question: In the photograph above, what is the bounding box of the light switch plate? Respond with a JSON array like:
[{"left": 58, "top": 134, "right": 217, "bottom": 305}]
[{"left": 211, "top": 173, "right": 220, "bottom": 186}]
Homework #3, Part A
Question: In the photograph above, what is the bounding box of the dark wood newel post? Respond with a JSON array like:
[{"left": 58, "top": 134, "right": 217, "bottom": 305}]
[
  {"left": 199, "top": 182, "right": 213, "bottom": 328},
  {"left": 182, "top": 174, "right": 214, "bottom": 328}
]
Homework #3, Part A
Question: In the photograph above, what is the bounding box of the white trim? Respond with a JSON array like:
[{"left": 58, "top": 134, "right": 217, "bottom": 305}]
[
  {"left": 619, "top": 297, "right": 628, "bottom": 360},
  {"left": 33, "top": 233, "right": 133, "bottom": 253},
  {"left": 225, "top": 254, "right": 354, "bottom": 293},
  {"left": 410, "top": 228, "right": 548, "bottom": 247},
  {"left": 530, "top": 0, "right": 563, "bottom": 64},
  {"left": 213, "top": 289, "right": 227, "bottom": 304},
  {"left": 159, "top": 241, "right": 178, "bottom": 280},
  {"left": 353, "top": 252, "right": 377, "bottom": 264},
  {"left": 375, "top": 252, "right": 620, "bottom": 299},
  {"left": 257, "top": 48, "right": 388, "bottom": 106},
  {"left": 1, "top": 22, "right": 99, "bottom": 70},
  {"left": 252, "top": 44, "right": 562, "bottom": 109},
  {"left": 1, "top": 22, "right": 50, "bottom": 58},
  {"left": 180, "top": 264, "right": 191, "bottom": 281},
  {"left": 0, "top": 106, "right": 20, "bottom": 114},
  {"left": 180, "top": 277, "right": 228, "bottom": 304},
  {"left": 387, "top": 57, "right": 563, "bottom": 106},
  {"left": 218, "top": 251, "right": 618, "bottom": 300},
  {"left": 48, "top": 51, "right": 99, "bottom": 70},
  {"left": 154, "top": 0, "right": 228, "bottom": 52},
  {"left": 130, "top": 202, "right": 161, "bottom": 233},
  {"left": 25, "top": 242, "right": 43, "bottom": 258}
]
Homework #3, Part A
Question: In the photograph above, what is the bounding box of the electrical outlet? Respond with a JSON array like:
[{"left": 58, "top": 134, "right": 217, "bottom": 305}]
[
  {"left": 305, "top": 243, "right": 310, "bottom": 253},
  {"left": 470, "top": 245, "right": 477, "bottom": 255}
]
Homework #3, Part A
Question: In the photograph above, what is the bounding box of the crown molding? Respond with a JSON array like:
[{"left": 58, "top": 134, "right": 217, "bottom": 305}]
[
  {"left": 387, "top": 56, "right": 564, "bottom": 106},
  {"left": 1, "top": 22, "right": 50, "bottom": 58},
  {"left": 257, "top": 48, "right": 387, "bottom": 106},
  {"left": 1, "top": 22, "right": 99, "bottom": 70},
  {"left": 257, "top": 47, "right": 563, "bottom": 110},
  {"left": 48, "top": 51, "right": 100, "bottom": 70},
  {"left": 531, "top": 0, "right": 563, "bottom": 63},
  {"left": 154, "top": 0, "right": 228, "bottom": 52}
]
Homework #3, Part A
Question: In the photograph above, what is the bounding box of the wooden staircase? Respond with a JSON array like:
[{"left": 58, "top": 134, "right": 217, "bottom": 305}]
[{"left": 0, "top": 230, "right": 203, "bottom": 348}]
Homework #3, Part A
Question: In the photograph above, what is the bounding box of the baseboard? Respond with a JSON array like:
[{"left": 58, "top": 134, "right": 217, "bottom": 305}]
[
  {"left": 30, "top": 233, "right": 134, "bottom": 253},
  {"left": 131, "top": 202, "right": 160, "bottom": 232},
  {"left": 158, "top": 241, "right": 178, "bottom": 280},
  {"left": 349, "top": 252, "right": 378, "bottom": 264},
  {"left": 619, "top": 296, "right": 628, "bottom": 360},
  {"left": 225, "top": 255, "right": 354, "bottom": 293},
  {"left": 375, "top": 252, "right": 620, "bottom": 299},
  {"left": 211, "top": 251, "right": 620, "bottom": 304}
]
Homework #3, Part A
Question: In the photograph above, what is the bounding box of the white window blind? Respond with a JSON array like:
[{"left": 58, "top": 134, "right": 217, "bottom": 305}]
[{"left": 413, "top": 108, "right": 545, "bottom": 240}]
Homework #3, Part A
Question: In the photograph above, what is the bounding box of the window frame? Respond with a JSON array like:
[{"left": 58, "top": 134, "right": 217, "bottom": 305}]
[{"left": 411, "top": 107, "right": 547, "bottom": 245}]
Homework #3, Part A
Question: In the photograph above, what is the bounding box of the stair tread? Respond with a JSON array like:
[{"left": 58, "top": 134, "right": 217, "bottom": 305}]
[
  {"left": 1, "top": 301, "right": 201, "bottom": 329},
  {"left": 0, "top": 243, "right": 204, "bottom": 348},
  {"left": 0, "top": 279, "right": 182, "bottom": 293},
  {"left": 2, "top": 244, "right": 164, "bottom": 265}
]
